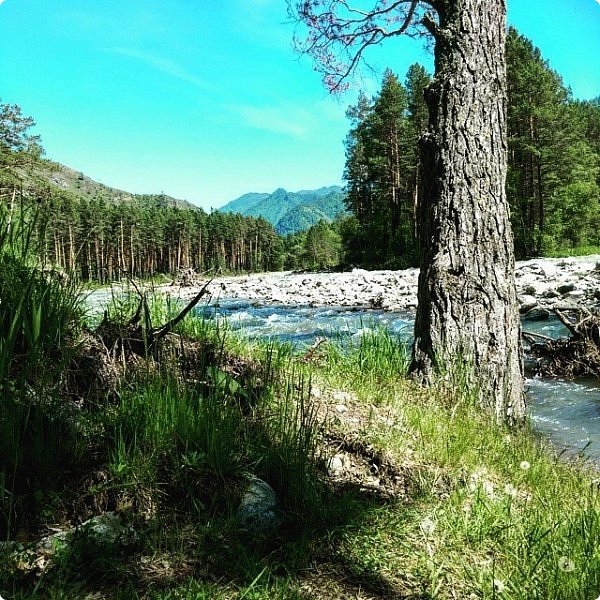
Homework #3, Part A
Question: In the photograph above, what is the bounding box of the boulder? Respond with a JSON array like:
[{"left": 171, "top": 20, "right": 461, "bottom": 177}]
[
  {"left": 237, "top": 477, "right": 281, "bottom": 535},
  {"left": 557, "top": 283, "right": 576, "bottom": 295}
]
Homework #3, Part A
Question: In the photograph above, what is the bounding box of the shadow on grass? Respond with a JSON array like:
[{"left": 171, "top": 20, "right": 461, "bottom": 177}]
[
  {"left": 1, "top": 333, "right": 425, "bottom": 598},
  {"left": 2, "top": 465, "right": 426, "bottom": 599}
]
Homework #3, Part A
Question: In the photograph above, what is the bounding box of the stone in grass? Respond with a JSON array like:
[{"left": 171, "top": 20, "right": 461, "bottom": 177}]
[
  {"left": 81, "top": 512, "right": 138, "bottom": 546},
  {"left": 237, "top": 476, "right": 282, "bottom": 536},
  {"left": 35, "top": 512, "right": 137, "bottom": 554},
  {"left": 326, "top": 454, "right": 345, "bottom": 476}
]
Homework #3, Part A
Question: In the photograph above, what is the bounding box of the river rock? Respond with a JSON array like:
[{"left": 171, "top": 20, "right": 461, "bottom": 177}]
[
  {"left": 557, "top": 282, "right": 576, "bottom": 294},
  {"left": 237, "top": 477, "right": 281, "bottom": 535},
  {"left": 564, "top": 290, "right": 586, "bottom": 300},
  {"left": 540, "top": 263, "right": 558, "bottom": 278},
  {"left": 519, "top": 295, "right": 538, "bottom": 313},
  {"left": 161, "top": 254, "right": 600, "bottom": 314}
]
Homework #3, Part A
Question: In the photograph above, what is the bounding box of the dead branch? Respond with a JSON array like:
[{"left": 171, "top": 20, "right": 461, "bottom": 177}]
[
  {"left": 554, "top": 308, "right": 578, "bottom": 336},
  {"left": 526, "top": 306, "right": 600, "bottom": 378},
  {"left": 522, "top": 331, "right": 554, "bottom": 345},
  {"left": 301, "top": 337, "right": 327, "bottom": 363},
  {"left": 150, "top": 277, "right": 213, "bottom": 343}
]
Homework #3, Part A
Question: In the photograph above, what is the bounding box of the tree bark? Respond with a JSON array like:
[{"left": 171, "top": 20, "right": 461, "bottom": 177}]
[{"left": 411, "top": 0, "right": 525, "bottom": 422}]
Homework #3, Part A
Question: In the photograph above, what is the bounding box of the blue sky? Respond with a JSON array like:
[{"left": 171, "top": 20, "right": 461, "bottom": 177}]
[{"left": 1, "top": 0, "right": 599, "bottom": 210}]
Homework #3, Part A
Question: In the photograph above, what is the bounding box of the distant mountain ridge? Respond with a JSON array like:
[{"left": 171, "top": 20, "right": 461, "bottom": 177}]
[{"left": 220, "top": 185, "right": 347, "bottom": 234}]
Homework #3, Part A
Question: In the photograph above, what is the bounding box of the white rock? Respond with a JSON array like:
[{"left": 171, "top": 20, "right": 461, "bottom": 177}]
[
  {"left": 237, "top": 477, "right": 281, "bottom": 534},
  {"left": 518, "top": 295, "right": 538, "bottom": 312},
  {"left": 564, "top": 290, "right": 585, "bottom": 299},
  {"left": 327, "top": 455, "right": 344, "bottom": 476}
]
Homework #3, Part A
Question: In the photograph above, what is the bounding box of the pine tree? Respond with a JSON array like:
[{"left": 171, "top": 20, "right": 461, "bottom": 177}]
[{"left": 506, "top": 28, "right": 600, "bottom": 255}]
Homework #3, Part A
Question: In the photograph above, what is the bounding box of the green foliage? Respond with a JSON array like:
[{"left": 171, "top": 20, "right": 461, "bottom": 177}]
[
  {"left": 5, "top": 189, "right": 283, "bottom": 281},
  {"left": 310, "top": 329, "right": 600, "bottom": 600},
  {"left": 302, "top": 220, "right": 342, "bottom": 269},
  {"left": 0, "top": 98, "right": 43, "bottom": 181},
  {"left": 5, "top": 286, "right": 600, "bottom": 598},
  {"left": 0, "top": 207, "right": 84, "bottom": 538},
  {"left": 506, "top": 28, "right": 600, "bottom": 257},
  {"left": 108, "top": 374, "right": 246, "bottom": 496},
  {"left": 281, "top": 219, "right": 343, "bottom": 270},
  {"left": 342, "top": 34, "right": 600, "bottom": 267}
]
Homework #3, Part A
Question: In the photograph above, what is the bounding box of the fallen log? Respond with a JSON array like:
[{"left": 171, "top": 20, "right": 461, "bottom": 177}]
[{"left": 526, "top": 307, "right": 600, "bottom": 378}]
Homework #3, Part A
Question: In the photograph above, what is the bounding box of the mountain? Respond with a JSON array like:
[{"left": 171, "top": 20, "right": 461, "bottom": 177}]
[
  {"left": 219, "top": 191, "right": 271, "bottom": 215},
  {"left": 220, "top": 186, "right": 347, "bottom": 234},
  {"left": 32, "top": 161, "right": 198, "bottom": 210}
]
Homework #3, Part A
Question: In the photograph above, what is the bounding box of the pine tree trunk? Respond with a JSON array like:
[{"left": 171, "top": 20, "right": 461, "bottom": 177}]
[{"left": 412, "top": 0, "right": 524, "bottom": 423}]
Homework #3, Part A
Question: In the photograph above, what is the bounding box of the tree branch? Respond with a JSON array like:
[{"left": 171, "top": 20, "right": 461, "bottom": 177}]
[{"left": 290, "top": 0, "right": 436, "bottom": 93}]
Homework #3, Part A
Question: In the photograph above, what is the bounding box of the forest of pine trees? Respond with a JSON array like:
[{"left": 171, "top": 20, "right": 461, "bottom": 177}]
[
  {"left": 35, "top": 193, "right": 283, "bottom": 281},
  {"left": 342, "top": 29, "right": 600, "bottom": 266}
]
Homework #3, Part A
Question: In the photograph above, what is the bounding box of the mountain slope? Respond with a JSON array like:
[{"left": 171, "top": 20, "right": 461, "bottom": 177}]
[
  {"left": 220, "top": 186, "right": 347, "bottom": 234},
  {"left": 32, "top": 161, "right": 198, "bottom": 210},
  {"left": 219, "top": 191, "right": 271, "bottom": 214}
]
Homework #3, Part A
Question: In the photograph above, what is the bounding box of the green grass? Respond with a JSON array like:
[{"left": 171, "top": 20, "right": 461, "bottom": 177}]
[
  {"left": 0, "top": 208, "right": 85, "bottom": 539},
  {"left": 306, "top": 337, "right": 600, "bottom": 599},
  {"left": 3, "top": 241, "right": 600, "bottom": 598}
]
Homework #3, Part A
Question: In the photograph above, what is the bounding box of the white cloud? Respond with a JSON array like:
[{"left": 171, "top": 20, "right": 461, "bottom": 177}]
[
  {"left": 108, "top": 47, "right": 214, "bottom": 91},
  {"left": 228, "top": 104, "right": 313, "bottom": 137}
]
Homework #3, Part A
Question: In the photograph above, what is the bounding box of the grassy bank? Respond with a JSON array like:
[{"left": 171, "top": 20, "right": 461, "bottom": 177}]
[{"left": 2, "top": 218, "right": 600, "bottom": 598}]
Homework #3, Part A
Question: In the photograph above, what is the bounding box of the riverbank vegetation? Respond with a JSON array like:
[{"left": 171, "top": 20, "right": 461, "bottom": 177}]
[{"left": 2, "top": 211, "right": 600, "bottom": 598}]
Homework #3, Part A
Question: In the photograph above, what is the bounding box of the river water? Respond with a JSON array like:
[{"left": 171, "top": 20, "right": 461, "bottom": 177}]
[{"left": 195, "top": 299, "right": 600, "bottom": 463}]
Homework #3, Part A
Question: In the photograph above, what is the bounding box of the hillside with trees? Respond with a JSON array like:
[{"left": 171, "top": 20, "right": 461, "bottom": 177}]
[{"left": 0, "top": 104, "right": 283, "bottom": 281}]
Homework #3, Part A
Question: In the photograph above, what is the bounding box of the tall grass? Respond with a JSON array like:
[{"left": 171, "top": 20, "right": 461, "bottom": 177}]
[
  {"left": 0, "top": 208, "right": 84, "bottom": 538},
  {"left": 323, "top": 325, "right": 410, "bottom": 398},
  {"left": 103, "top": 341, "right": 323, "bottom": 525}
]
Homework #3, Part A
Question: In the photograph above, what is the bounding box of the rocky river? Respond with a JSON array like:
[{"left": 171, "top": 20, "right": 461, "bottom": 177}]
[{"left": 170, "top": 254, "right": 600, "bottom": 315}]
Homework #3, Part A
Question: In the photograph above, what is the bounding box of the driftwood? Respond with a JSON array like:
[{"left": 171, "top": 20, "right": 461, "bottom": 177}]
[
  {"left": 96, "top": 277, "right": 213, "bottom": 359},
  {"left": 525, "top": 306, "right": 600, "bottom": 378}
]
